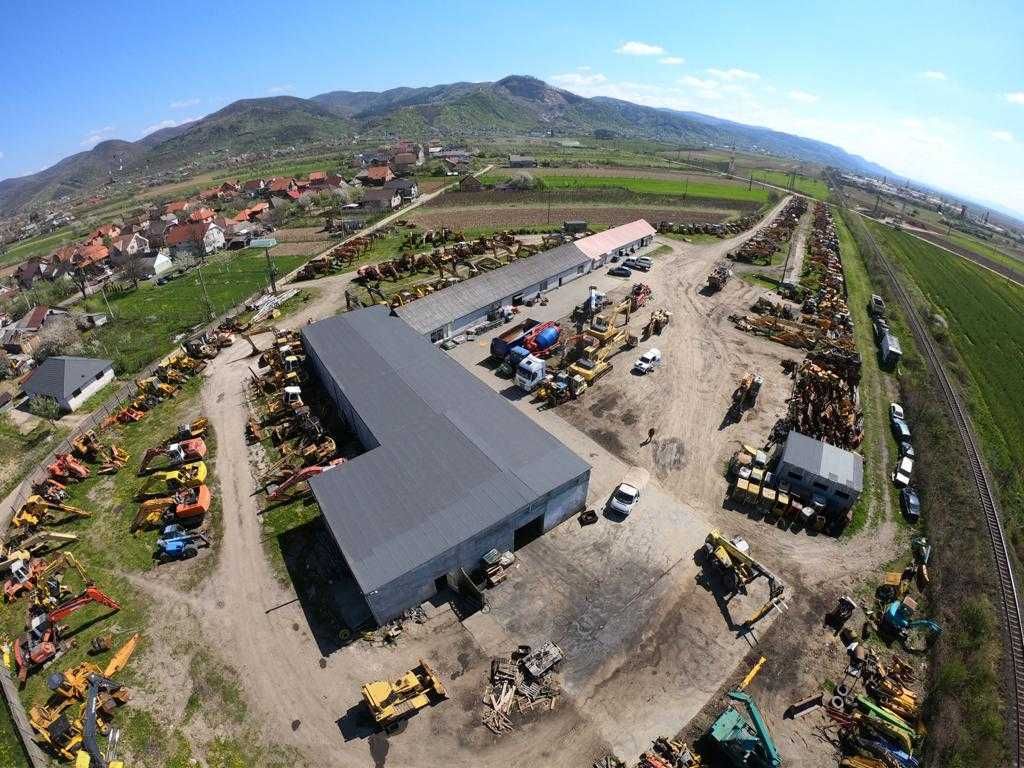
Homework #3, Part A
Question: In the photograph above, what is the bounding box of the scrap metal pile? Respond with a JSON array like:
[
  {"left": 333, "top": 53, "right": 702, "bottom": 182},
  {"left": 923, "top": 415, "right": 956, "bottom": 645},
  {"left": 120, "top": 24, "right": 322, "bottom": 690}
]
[
  {"left": 781, "top": 358, "right": 864, "bottom": 450},
  {"left": 728, "top": 196, "right": 807, "bottom": 264},
  {"left": 657, "top": 215, "right": 759, "bottom": 238},
  {"left": 480, "top": 642, "right": 563, "bottom": 734}
]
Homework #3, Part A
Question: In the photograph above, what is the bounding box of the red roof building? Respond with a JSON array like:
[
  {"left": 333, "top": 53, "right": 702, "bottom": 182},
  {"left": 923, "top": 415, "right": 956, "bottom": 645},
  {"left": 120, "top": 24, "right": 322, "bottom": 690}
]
[
  {"left": 190, "top": 207, "right": 216, "bottom": 223},
  {"left": 267, "top": 177, "right": 296, "bottom": 193},
  {"left": 308, "top": 171, "right": 327, "bottom": 183},
  {"left": 365, "top": 165, "right": 395, "bottom": 184},
  {"left": 165, "top": 200, "right": 188, "bottom": 214}
]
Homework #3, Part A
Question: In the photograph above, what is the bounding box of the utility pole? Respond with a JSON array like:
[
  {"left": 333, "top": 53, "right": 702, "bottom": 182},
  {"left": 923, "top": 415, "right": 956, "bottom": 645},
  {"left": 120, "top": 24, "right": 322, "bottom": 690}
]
[
  {"left": 250, "top": 237, "right": 280, "bottom": 295},
  {"left": 196, "top": 265, "right": 214, "bottom": 320},
  {"left": 99, "top": 282, "right": 115, "bottom": 320}
]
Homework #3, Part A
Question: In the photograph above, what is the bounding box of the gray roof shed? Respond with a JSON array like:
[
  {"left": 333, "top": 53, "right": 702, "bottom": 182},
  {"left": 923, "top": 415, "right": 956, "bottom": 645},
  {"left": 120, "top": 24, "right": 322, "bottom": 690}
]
[
  {"left": 23, "top": 356, "right": 113, "bottom": 402},
  {"left": 303, "top": 307, "right": 590, "bottom": 594},
  {"left": 394, "top": 242, "right": 590, "bottom": 335},
  {"left": 779, "top": 431, "right": 864, "bottom": 492}
]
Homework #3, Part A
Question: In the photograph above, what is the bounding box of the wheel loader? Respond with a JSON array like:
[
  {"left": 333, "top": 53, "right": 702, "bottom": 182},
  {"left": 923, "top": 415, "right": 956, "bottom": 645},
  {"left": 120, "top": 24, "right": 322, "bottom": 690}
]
[{"left": 361, "top": 659, "right": 447, "bottom": 728}]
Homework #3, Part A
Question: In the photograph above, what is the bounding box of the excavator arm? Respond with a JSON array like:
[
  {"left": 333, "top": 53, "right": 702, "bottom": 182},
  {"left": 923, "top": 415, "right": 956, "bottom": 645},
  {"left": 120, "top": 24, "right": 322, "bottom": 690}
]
[
  {"left": 50, "top": 586, "right": 120, "bottom": 623},
  {"left": 78, "top": 673, "right": 123, "bottom": 768},
  {"left": 727, "top": 691, "right": 782, "bottom": 768}
]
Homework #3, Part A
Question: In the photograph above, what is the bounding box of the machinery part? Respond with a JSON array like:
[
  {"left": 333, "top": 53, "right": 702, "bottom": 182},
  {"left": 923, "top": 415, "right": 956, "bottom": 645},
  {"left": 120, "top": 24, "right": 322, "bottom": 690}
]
[
  {"left": 708, "top": 690, "right": 782, "bottom": 768},
  {"left": 11, "top": 496, "right": 91, "bottom": 530},
  {"left": 155, "top": 526, "right": 210, "bottom": 562},
  {"left": 703, "top": 530, "right": 786, "bottom": 625},
  {"left": 132, "top": 485, "right": 211, "bottom": 531},
  {"left": 76, "top": 674, "right": 125, "bottom": 768},
  {"left": 361, "top": 659, "right": 448, "bottom": 728}
]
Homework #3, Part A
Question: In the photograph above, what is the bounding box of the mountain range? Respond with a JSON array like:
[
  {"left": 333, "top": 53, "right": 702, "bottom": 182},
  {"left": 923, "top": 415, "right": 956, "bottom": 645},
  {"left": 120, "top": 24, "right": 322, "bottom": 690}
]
[{"left": 0, "top": 75, "right": 890, "bottom": 217}]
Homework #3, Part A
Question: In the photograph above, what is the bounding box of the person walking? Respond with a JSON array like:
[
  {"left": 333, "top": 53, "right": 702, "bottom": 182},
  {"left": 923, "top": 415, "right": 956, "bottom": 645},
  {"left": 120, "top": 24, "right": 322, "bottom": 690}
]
[{"left": 642, "top": 427, "right": 656, "bottom": 446}]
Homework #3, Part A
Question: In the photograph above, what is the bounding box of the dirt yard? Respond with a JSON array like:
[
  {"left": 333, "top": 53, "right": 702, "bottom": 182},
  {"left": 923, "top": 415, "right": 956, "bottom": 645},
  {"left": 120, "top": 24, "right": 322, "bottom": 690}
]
[{"left": 168, "top": 197, "right": 900, "bottom": 768}]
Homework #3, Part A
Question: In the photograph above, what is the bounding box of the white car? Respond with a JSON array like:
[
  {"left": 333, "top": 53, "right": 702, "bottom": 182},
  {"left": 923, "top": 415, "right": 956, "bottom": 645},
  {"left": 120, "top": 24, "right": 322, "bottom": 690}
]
[
  {"left": 608, "top": 483, "right": 641, "bottom": 515},
  {"left": 633, "top": 348, "right": 662, "bottom": 374},
  {"left": 892, "top": 456, "right": 914, "bottom": 488},
  {"left": 889, "top": 402, "right": 905, "bottom": 423}
]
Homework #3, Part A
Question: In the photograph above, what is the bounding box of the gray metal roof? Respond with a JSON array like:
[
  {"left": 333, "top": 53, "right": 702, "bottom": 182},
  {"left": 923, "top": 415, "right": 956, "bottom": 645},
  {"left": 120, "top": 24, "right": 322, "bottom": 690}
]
[
  {"left": 303, "top": 307, "right": 590, "bottom": 594},
  {"left": 394, "top": 242, "right": 590, "bottom": 335},
  {"left": 22, "top": 356, "right": 112, "bottom": 401},
  {"left": 779, "top": 431, "right": 864, "bottom": 492}
]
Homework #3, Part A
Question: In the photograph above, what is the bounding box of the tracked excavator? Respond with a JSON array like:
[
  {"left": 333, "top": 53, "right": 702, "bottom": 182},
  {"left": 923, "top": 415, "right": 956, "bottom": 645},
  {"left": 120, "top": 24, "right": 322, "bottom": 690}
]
[
  {"left": 264, "top": 458, "right": 346, "bottom": 503},
  {"left": 4, "top": 551, "right": 88, "bottom": 603},
  {"left": 11, "top": 496, "right": 91, "bottom": 530},
  {"left": 15, "top": 585, "right": 121, "bottom": 682},
  {"left": 136, "top": 437, "right": 207, "bottom": 476},
  {"left": 703, "top": 530, "right": 786, "bottom": 625},
  {"left": 135, "top": 461, "right": 207, "bottom": 499},
  {"left": 132, "top": 484, "right": 211, "bottom": 531}
]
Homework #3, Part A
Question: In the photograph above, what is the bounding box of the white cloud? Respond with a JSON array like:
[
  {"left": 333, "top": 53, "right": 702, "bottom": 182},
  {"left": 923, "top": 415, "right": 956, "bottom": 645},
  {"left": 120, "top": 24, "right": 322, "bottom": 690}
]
[
  {"left": 170, "top": 97, "right": 200, "bottom": 109},
  {"left": 991, "top": 130, "right": 1015, "bottom": 143},
  {"left": 615, "top": 41, "right": 664, "bottom": 56},
  {"left": 788, "top": 90, "right": 819, "bottom": 104},
  {"left": 140, "top": 117, "right": 198, "bottom": 137},
  {"left": 659, "top": 56, "right": 685, "bottom": 65},
  {"left": 921, "top": 70, "right": 947, "bottom": 81},
  {"left": 680, "top": 75, "right": 722, "bottom": 100},
  {"left": 1007, "top": 92, "right": 1024, "bottom": 104},
  {"left": 550, "top": 72, "right": 609, "bottom": 89},
  {"left": 707, "top": 68, "right": 760, "bottom": 82},
  {"left": 80, "top": 126, "right": 116, "bottom": 147},
  {"left": 267, "top": 84, "right": 295, "bottom": 95}
]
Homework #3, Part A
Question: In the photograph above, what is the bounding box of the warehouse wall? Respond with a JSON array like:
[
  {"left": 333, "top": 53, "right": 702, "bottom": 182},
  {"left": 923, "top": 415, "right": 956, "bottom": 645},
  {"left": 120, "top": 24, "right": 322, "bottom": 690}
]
[{"left": 365, "top": 470, "right": 590, "bottom": 624}]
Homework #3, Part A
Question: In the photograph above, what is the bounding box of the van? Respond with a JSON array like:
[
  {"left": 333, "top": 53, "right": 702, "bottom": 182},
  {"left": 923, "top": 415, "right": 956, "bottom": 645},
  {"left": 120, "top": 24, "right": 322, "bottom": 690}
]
[{"left": 892, "top": 456, "right": 913, "bottom": 487}]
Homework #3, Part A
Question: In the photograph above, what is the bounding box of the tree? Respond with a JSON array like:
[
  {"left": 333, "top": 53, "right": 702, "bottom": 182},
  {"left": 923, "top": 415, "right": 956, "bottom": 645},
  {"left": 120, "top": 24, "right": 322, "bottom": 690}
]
[
  {"left": 28, "top": 395, "right": 62, "bottom": 421},
  {"left": 0, "top": 351, "right": 12, "bottom": 380},
  {"left": 32, "top": 315, "right": 78, "bottom": 363},
  {"left": 121, "top": 249, "right": 146, "bottom": 288}
]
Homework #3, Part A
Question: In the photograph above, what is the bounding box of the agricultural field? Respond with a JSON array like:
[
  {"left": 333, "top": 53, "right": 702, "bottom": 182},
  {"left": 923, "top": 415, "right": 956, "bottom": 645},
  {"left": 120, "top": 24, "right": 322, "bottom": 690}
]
[
  {"left": 866, "top": 221, "right": 1024, "bottom": 557},
  {"left": 480, "top": 169, "right": 771, "bottom": 203},
  {"left": 0, "top": 227, "right": 84, "bottom": 268},
  {"left": 749, "top": 169, "right": 829, "bottom": 200},
  {"left": 77, "top": 249, "right": 308, "bottom": 373}
]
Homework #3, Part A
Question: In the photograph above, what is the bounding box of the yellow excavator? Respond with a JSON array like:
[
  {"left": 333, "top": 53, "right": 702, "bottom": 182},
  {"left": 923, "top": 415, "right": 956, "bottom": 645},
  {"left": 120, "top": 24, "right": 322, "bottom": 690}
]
[
  {"left": 11, "top": 496, "right": 91, "bottom": 530},
  {"left": 704, "top": 530, "right": 787, "bottom": 625},
  {"left": 361, "top": 659, "right": 447, "bottom": 729},
  {"left": 30, "top": 634, "right": 138, "bottom": 763}
]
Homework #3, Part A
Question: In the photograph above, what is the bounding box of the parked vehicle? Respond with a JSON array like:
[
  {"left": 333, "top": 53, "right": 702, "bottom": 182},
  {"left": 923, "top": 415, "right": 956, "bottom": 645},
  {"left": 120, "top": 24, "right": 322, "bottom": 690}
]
[
  {"left": 608, "top": 483, "right": 640, "bottom": 516},
  {"left": 889, "top": 402, "right": 905, "bottom": 423},
  {"left": 900, "top": 441, "right": 915, "bottom": 460},
  {"left": 623, "top": 258, "right": 651, "bottom": 272},
  {"left": 632, "top": 348, "right": 662, "bottom": 374},
  {"left": 869, "top": 294, "right": 886, "bottom": 317},
  {"left": 490, "top": 317, "right": 539, "bottom": 361},
  {"left": 607, "top": 265, "right": 632, "bottom": 278},
  {"left": 892, "top": 456, "right": 914, "bottom": 488},
  {"left": 634, "top": 255, "right": 654, "bottom": 269},
  {"left": 900, "top": 487, "right": 922, "bottom": 522},
  {"left": 892, "top": 418, "right": 911, "bottom": 442}
]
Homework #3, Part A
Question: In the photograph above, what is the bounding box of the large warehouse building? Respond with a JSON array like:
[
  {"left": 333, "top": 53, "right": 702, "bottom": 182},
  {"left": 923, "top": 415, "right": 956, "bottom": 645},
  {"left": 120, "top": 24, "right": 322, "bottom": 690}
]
[
  {"left": 395, "top": 219, "right": 656, "bottom": 341},
  {"left": 301, "top": 307, "right": 591, "bottom": 625}
]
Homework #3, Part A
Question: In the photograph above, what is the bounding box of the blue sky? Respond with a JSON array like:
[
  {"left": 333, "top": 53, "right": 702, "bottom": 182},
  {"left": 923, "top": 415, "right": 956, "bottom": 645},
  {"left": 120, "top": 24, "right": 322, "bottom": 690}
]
[{"left": 1, "top": 0, "right": 1022, "bottom": 215}]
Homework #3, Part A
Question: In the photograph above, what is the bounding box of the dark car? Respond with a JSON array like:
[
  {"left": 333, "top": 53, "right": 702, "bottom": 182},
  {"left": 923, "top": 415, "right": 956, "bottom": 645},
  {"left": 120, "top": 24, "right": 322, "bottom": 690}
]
[
  {"left": 900, "top": 486, "right": 922, "bottom": 522},
  {"left": 623, "top": 258, "right": 651, "bottom": 272},
  {"left": 607, "top": 265, "right": 632, "bottom": 277}
]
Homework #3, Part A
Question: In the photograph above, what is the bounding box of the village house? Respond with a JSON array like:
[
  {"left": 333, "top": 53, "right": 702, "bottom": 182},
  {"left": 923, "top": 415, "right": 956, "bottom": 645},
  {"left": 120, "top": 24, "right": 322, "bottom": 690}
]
[
  {"left": 109, "top": 232, "right": 149, "bottom": 259},
  {"left": 266, "top": 177, "right": 298, "bottom": 196},
  {"left": 242, "top": 179, "right": 266, "bottom": 197},
  {"left": 459, "top": 174, "right": 483, "bottom": 192},
  {"left": 383, "top": 177, "right": 419, "bottom": 201},
  {"left": 165, "top": 221, "right": 225, "bottom": 258},
  {"left": 22, "top": 355, "right": 115, "bottom": 413},
  {"left": 509, "top": 154, "right": 538, "bottom": 168},
  {"left": 164, "top": 200, "right": 188, "bottom": 216},
  {"left": 360, "top": 165, "right": 395, "bottom": 186},
  {"left": 189, "top": 207, "right": 216, "bottom": 224},
  {"left": 361, "top": 188, "right": 402, "bottom": 212}
]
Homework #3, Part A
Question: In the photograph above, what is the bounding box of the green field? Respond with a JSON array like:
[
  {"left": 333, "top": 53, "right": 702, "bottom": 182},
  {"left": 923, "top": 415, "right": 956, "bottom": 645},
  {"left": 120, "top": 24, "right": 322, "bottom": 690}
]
[
  {"left": 0, "top": 227, "right": 85, "bottom": 267},
  {"left": 479, "top": 171, "right": 770, "bottom": 203},
  {"left": 750, "top": 170, "right": 829, "bottom": 200},
  {"left": 866, "top": 221, "right": 1024, "bottom": 553},
  {"left": 0, "top": 711, "right": 27, "bottom": 768},
  {"left": 79, "top": 249, "right": 308, "bottom": 373},
  {"left": 944, "top": 230, "right": 1024, "bottom": 274}
]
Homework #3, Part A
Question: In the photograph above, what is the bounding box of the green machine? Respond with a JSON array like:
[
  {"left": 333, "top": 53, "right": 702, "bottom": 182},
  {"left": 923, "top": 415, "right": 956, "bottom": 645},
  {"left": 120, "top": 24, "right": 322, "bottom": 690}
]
[{"left": 708, "top": 690, "right": 782, "bottom": 768}]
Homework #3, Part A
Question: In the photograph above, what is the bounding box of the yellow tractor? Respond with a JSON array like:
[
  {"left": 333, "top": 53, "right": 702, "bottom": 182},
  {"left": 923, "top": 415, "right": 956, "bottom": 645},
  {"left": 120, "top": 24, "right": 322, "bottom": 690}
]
[
  {"left": 361, "top": 659, "right": 447, "bottom": 729},
  {"left": 703, "top": 530, "right": 787, "bottom": 626}
]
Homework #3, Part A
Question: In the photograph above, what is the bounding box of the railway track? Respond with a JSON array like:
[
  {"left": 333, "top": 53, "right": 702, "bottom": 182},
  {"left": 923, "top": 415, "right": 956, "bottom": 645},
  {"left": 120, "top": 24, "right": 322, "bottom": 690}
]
[{"left": 854, "top": 210, "right": 1024, "bottom": 766}]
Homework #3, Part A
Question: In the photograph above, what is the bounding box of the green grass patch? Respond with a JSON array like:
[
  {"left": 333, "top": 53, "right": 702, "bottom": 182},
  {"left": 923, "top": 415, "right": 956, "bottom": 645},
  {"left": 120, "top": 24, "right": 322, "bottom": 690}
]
[
  {"left": 739, "top": 272, "right": 779, "bottom": 291},
  {"left": 0, "top": 707, "right": 28, "bottom": 768},
  {"left": 0, "top": 228, "right": 84, "bottom": 267},
  {"left": 0, "top": 415, "right": 67, "bottom": 499},
  {"left": 77, "top": 249, "right": 308, "bottom": 373},
  {"left": 479, "top": 171, "right": 770, "bottom": 203},
  {"left": 750, "top": 170, "right": 829, "bottom": 200},
  {"left": 944, "top": 230, "right": 1024, "bottom": 274}
]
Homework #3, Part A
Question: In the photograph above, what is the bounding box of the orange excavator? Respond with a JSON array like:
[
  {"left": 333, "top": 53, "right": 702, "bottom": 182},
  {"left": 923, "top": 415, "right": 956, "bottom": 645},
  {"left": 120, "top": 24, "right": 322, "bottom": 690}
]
[
  {"left": 4, "top": 551, "right": 87, "bottom": 603},
  {"left": 132, "top": 484, "right": 211, "bottom": 532},
  {"left": 15, "top": 585, "right": 121, "bottom": 683},
  {"left": 265, "top": 458, "right": 346, "bottom": 504},
  {"left": 136, "top": 438, "right": 207, "bottom": 476},
  {"left": 48, "top": 454, "right": 91, "bottom": 483}
]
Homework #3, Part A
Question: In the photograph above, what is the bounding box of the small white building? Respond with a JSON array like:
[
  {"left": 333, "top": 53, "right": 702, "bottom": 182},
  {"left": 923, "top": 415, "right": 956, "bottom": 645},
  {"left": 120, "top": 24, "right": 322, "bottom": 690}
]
[{"left": 22, "top": 356, "right": 114, "bottom": 412}]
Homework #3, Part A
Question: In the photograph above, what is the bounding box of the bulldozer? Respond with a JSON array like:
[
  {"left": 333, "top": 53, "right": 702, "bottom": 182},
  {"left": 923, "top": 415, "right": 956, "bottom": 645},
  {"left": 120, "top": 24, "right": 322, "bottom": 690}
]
[
  {"left": 71, "top": 432, "right": 103, "bottom": 462},
  {"left": 361, "top": 659, "right": 448, "bottom": 729},
  {"left": 703, "top": 531, "right": 787, "bottom": 626},
  {"left": 12, "top": 496, "right": 91, "bottom": 530},
  {"left": 132, "top": 484, "right": 211, "bottom": 531},
  {"left": 134, "top": 377, "right": 176, "bottom": 400}
]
